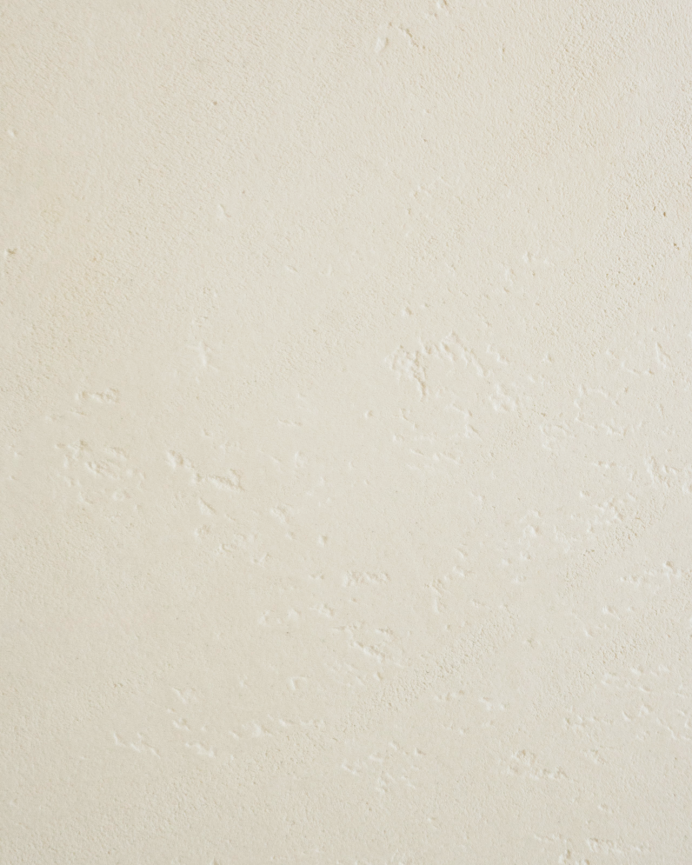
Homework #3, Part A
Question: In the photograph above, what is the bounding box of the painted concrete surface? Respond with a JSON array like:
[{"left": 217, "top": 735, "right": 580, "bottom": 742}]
[{"left": 2, "top": 2, "right": 692, "bottom": 863}]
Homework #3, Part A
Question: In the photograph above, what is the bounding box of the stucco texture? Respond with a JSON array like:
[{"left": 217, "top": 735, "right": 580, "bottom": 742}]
[{"left": 2, "top": 1, "right": 692, "bottom": 863}]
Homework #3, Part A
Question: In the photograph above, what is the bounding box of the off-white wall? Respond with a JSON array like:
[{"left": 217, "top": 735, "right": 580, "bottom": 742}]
[{"left": 2, "top": 2, "right": 692, "bottom": 863}]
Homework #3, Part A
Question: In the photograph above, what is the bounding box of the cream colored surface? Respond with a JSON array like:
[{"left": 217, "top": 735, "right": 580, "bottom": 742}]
[{"left": 2, "top": 1, "right": 692, "bottom": 862}]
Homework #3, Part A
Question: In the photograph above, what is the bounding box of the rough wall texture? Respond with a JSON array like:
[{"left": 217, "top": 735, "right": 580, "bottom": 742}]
[{"left": 2, "top": 1, "right": 692, "bottom": 863}]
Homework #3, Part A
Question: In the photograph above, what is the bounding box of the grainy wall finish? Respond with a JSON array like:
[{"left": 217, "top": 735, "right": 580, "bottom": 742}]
[{"left": 1, "top": 1, "right": 691, "bottom": 863}]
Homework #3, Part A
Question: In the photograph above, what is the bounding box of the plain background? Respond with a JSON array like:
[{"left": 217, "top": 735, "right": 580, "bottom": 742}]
[{"left": 2, "top": 1, "right": 692, "bottom": 862}]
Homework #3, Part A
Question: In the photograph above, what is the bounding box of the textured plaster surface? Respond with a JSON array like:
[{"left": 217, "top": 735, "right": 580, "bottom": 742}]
[{"left": 2, "top": 2, "right": 692, "bottom": 863}]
